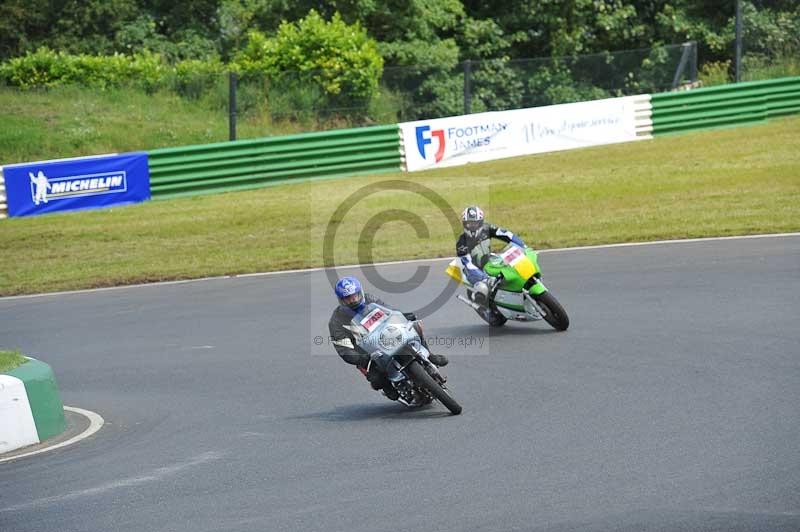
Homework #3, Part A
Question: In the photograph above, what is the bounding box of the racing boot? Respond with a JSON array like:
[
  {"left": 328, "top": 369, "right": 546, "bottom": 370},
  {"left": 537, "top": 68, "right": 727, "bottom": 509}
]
[
  {"left": 364, "top": 365, "right": 400, "bottom": 400},
  {"left": 416, "top": 327, "right": 449, "bottom": 367},
  {"left": 469, "top": 280, "right": 490, "bottom": 304}
]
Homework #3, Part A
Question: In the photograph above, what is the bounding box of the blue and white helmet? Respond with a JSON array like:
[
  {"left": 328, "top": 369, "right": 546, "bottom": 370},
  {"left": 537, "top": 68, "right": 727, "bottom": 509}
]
[
  {"left": 335, "top": 276, "right": 365, "bottom": 312},
  {"left": 461, "top": 205, "right": 485, "bottom": 237}
]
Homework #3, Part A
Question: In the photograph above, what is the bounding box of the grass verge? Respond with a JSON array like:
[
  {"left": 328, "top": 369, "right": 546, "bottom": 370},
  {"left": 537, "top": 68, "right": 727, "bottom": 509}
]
[
  {"left": 0, "top": 115, "right": 798, "bottom": 296},
  {"left": 0, "top": 350, "right": 26, "bottom": 373},
  {"left": 0, "top": 85, "right": 338, "bottom": 164}
]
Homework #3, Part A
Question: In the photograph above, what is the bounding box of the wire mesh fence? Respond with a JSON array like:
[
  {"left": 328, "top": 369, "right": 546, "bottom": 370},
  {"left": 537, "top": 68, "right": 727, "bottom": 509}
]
[
  {"left": 8, "top": 35, "right": 796, "bottom": 150},
  {"left": 178, "top": 33, "right": 796, "bottom": 137},
  {"left": 216, "top": 42, "right": 699, "bottom": 137},
  {"left": 381, "top": 43, "right": 697, "bottom": 121}
]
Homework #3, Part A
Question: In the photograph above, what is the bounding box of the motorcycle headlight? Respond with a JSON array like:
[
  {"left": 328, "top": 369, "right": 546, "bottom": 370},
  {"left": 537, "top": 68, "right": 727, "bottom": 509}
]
[{"left": 379, "top": 325, "right": 404, "bottom": 350}]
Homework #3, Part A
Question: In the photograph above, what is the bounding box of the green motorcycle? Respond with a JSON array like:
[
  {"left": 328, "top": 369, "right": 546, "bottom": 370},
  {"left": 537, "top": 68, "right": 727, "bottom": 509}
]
[{"left": 446, "top": 243, "right": 569, "bottom": 330}]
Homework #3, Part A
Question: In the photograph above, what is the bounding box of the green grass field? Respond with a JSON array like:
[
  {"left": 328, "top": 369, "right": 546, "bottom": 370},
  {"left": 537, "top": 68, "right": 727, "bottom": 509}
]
[
  {"left": 0, "top": 350, "right": 26, "bottom": 373},
  {"left": 0, "top": 85, "right": 327, "bottom": 164},
  {"left": 1, "top": 115, "right": 799, "bottom": 296}
]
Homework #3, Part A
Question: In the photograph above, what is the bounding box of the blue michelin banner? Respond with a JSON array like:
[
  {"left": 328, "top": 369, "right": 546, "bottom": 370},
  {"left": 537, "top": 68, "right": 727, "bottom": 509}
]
[{"left": 3, "top": 152, "right": 150, "bottom": 217}]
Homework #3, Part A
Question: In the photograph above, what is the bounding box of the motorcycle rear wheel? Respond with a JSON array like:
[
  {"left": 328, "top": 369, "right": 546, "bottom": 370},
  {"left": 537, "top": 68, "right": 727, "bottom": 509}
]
[{"left": 406, "top": 361, "right": 462, "bottom": 415}]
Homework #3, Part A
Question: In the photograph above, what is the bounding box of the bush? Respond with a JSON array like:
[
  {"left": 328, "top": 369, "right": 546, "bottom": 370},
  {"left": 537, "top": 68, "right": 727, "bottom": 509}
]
[
  {"left": 232, "top": 10, "right": 383, "bottom": 111},
  {"left": 170, "top": 58, "right": 226, "bottom": 99},
  {"left": 699, "top": 60, "right": 732, "bottom": 86},
  {"left": 0, "top": 47, "right": 168, "bottom": 91}
]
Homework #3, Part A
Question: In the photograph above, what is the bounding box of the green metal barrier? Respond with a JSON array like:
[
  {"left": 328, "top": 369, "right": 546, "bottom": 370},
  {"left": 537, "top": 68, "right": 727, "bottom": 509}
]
[
  {"left": 650, "top": 76, "right": 800, "bottom": 135},
  {"left": 148, "top": 124, "right": 401, "bottom": 199}
]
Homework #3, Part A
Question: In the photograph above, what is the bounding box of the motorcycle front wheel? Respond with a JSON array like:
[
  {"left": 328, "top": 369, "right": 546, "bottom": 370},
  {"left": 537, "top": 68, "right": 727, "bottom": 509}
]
[
  {"left": 406, "top": 361, "right": 462, "bottom": 415},
  {"left": 535, "top": 291, "right": 569, "bottom": 331}
]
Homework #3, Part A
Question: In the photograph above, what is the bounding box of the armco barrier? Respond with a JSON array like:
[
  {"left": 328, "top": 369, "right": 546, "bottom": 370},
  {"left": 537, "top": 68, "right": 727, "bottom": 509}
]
[
  {"left": 650, "top": 76, "right": 800, "bottom": 135},
  {"left": 147, "top": 125, "right": 402, "bottom": 199}
]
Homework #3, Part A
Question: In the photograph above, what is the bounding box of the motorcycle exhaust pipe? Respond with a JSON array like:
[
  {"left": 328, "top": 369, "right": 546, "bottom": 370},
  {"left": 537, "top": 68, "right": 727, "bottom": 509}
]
[{"left": 457, "top": 294, "right": 483, "bottom": 311}]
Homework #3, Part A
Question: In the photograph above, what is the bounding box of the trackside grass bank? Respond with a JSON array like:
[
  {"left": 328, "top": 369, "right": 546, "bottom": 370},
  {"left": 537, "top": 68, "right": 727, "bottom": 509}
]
[
  {"left": 1, "top": 115, "right": 798, "bottom": 296},
  {"left": 0, "top": 350, "right": 26, "bottom": 372},
  {"left": 0, "top": 85, "right": 322, "bottom": 165}
]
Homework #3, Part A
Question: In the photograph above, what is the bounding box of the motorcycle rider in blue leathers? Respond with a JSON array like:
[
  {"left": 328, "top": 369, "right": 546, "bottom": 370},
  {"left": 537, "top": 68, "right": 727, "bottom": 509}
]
[{"left": 328, "top": 276, "right": 448, "bottom": 401}]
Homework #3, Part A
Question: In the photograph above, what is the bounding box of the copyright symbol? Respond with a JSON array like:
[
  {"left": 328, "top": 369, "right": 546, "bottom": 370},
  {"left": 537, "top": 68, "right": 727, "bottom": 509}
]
[
  {"left": 313, "top": 336, "right": 324, "bottom": 346},
  {"left": 322, "top": 179, "right": 462, "bottom": 318}
]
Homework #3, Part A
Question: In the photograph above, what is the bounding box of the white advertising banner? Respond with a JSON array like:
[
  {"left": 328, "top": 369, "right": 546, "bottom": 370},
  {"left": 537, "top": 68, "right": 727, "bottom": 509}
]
[{"left": 400, "top": 96, "right": 643, "bottom": 172}]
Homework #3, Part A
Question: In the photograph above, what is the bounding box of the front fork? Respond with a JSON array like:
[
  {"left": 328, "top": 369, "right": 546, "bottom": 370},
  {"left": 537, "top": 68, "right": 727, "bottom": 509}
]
[
  {"left": 521, "top": 276, "right": 552, "bottom": 320},
  {"left": 524, "top": 274, "right": 548, "bottom": 297}
]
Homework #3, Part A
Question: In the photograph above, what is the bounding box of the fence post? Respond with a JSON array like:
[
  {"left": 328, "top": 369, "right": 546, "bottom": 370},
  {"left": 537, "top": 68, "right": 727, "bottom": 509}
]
[
  {"left": 463, "top": 60, "right": 472, "bottom": 115},
  {"left": 672, "top": 43, "right": 692, "bottom": 89},
  {"left": 229, "top": 71, "right": 238, "bottom": 141},
  {"left": 735, "top": 0, "right": 742, "bottom": 82},
  {"left": 690, "top": 41, "right": 698, "bottom": 83}
]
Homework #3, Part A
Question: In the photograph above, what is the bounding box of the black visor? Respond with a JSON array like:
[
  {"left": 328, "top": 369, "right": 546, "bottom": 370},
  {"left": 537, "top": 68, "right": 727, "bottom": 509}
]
[
  {"left": 463, "top": 220, "right": 482, "bottom": 232},
  {"left": 340, "top": 291, "right": 363, "bottom": 310}
]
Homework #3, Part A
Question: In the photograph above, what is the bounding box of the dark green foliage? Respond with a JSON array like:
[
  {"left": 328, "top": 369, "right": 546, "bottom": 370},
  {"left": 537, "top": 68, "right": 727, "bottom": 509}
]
[
  {"left": 232, "top": 10, "right": 383, "bottom": 110},
  {"left": 46, "top": 0, "right": 140, "bottom": 55},
  {"left": 0, "top": 0, "right": 50, "bottom": 60},
  {"left": 0, "top": 0, "right": 797, "bottom": 124},
  {"left": 0, "top": 48, "right": 168, "bottom": 91}
]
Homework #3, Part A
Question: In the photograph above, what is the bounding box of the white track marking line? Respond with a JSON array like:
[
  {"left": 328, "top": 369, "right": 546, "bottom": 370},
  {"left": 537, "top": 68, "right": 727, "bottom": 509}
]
[
  {"left": 0, "top": 451, "right": 221, "bottom": 511},
  {"left": 0, "top": 406, "right": 104, "bottom": 464},
  {"left": 1, "top": 232, "right": 798, "bottom": 301}
]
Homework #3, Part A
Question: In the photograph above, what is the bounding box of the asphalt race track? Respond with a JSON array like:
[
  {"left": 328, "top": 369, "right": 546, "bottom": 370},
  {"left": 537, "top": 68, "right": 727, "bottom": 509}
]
[{"left": 1, "top": 235, "right": 799, "bottom": 532}]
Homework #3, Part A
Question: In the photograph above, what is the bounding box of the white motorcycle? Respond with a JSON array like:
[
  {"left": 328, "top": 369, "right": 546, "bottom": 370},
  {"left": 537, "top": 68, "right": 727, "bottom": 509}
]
[{"left": 346, "top": 303, "right": 462, "bottom": 415}]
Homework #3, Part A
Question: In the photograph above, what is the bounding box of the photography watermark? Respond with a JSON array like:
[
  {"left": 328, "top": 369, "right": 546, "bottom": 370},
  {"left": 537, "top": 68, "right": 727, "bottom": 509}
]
[
  {"left": 308, "top": 177, "right": 494, "bottom": 358},
  {"left": 321, "top": 179, "right": 462, "bottom": 318},
  {"left": 311, "top": 334, "right": 487, "bottom": 351}
]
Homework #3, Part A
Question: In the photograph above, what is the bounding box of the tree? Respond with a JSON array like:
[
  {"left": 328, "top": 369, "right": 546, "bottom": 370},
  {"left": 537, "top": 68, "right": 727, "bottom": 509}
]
[{"left": 0, "top": 0, "right": 50, "bottom": 60}]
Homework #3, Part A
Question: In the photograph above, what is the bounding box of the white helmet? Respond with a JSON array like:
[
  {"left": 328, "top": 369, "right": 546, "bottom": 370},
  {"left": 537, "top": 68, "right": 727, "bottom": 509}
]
[{"left": 461, "top": 205, "right": 485, "bottom": 237}]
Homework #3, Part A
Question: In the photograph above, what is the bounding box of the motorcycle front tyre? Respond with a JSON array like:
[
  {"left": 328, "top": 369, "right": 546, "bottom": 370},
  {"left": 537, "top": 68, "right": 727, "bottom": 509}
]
[{"left": 406, "top": 361, "right": 462, "bottom": 415}]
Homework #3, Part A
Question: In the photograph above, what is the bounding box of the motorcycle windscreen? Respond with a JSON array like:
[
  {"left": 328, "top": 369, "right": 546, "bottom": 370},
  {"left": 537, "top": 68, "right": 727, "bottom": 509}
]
[{"left": 349, "top": 304, "right": 389, "bottom": 349}]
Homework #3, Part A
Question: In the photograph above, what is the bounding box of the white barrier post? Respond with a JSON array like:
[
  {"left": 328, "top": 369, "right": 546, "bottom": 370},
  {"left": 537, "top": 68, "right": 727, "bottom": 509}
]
[
  {"left": 0, "top": 166, "right": 7, "bottom": 219},
  {"left": 633, "top": 95, "right": 654, "bottom": 137}
]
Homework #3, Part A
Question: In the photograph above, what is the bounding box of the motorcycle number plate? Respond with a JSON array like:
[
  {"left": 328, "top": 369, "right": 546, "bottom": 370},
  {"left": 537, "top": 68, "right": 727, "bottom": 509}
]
[
  {"left": 501, "top": 246, "right": 524, "bottom": 265},
  {"left": 501, "top": 246, "right": 536, "bottom": 279},
  {"left": 360, "top": 308, "right": 387, "bottom": 332}
]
